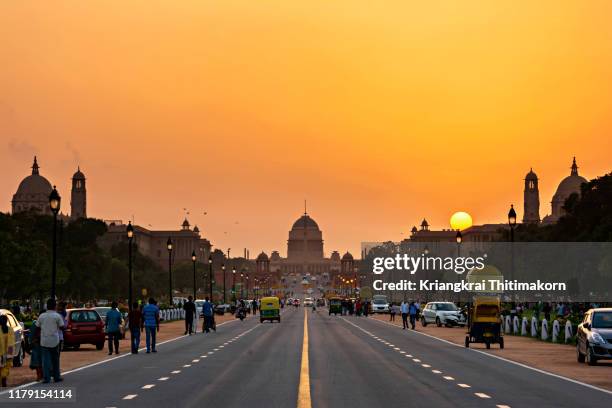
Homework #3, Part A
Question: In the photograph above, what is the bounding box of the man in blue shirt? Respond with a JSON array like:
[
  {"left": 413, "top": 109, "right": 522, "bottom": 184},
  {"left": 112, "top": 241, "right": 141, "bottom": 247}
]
[
  {"left": 105, "top": 301, "right": 123, "bottom": 355},
  {"left": 409, "top": 301, "right": 419, "bottom": 330},
  {"left": 201, "top": 297, "right": 215, "bottom": 333},
  {"left": 400, "top": 300, "right": 409, "bottom": 329},
  {"left": 142, "top": 298, "right": 160, "bottom": 353}
]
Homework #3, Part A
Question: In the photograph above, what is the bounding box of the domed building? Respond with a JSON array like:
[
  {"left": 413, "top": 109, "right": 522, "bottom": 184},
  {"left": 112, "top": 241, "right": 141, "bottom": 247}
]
[
  {"left": 11, "top": 157, "right": 87, "bottom": 220},
  {"left": 543, "top": 157, "right": 587, "bottom": 224},
  {"left": 12, "top": 157, "right": 54, "bottom": 215}
]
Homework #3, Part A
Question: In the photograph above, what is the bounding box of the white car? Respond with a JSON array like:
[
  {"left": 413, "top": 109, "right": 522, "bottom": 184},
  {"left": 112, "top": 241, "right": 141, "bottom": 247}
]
[
  {"left": 421, "top": 302, "right": 465, "bottom": 327},
  {"left": 303, "top": 298, "right": 314, "bottom": 307},
  {"left": 371, "top": 297, "right": 390, "bottom": 313}
]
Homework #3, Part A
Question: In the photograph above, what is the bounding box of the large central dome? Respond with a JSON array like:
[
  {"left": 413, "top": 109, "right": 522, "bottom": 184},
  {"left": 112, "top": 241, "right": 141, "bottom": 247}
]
[
  {"left": 12, "top": 157, "right": 54, "bottom": 215},
  {"left": 291, "top": 214, "right": 320, "bottom": 230}
]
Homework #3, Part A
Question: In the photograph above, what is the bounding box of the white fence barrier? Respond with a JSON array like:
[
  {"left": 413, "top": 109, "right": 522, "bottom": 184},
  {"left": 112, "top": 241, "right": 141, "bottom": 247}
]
[
  {"left": 504, "top": 316, "right": 511, "bottom": 334},
  {"left": 531, "top": 317, "right": 538, "bottom": 337},
  {"left": 521, "top": 317, "right": 528, "bottom": 336},
  {"left": 541, "top": 319, "right": 549, "bottom": 341},
  {"left": 513, "top": 316, "right": 520, "bottom": 334},
  {"left": 565, "top": 320, "right": 573, "bottom": 343},
  {"left": 552, "top": 320, "right": 560, "bottom": 343}
]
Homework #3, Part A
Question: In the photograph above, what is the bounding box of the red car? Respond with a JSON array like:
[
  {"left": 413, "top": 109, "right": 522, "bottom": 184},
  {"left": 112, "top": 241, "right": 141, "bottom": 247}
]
[{"left": 63, "top": 309, "right": 105, "bottom": 350}]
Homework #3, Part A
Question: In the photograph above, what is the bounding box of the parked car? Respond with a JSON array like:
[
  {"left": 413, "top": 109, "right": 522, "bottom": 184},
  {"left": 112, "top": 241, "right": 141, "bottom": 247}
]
[
  {"left": 63, "top": 309, "right": 105, "bottom": 350},
  {"left": 195, "top": 300, "right": 205, "bottom": 317},
  {"left": 577, "top": 308, "right": 612, "bottom": 366},
  {"left": 421, "top": 302, "right": 465, "bottom": 327},
  {"left": 371, "top": 295, "right": 390, "bottom": 313},
  {"left": 94, "top": 307, "right": 126, "bottom": 339},
  {"left": 0, "top": 309, "right": 25, "bottom": 367},
  {"left": 303, "top": 298, "right": 314, "bottom": 307},
  {"left": 214, "top": 304, "right": 231, "bottom": 315}
]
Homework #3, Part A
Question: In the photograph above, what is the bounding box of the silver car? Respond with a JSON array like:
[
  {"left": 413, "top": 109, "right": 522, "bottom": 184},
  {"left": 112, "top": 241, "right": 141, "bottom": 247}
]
[{"left": 577, "top": 308, "right": 612, "bottom": 365}]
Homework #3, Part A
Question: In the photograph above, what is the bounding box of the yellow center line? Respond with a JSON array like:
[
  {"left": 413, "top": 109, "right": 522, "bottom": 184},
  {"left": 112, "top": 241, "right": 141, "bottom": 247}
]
[{"left": 297, "top": 308, "right": 312, "bottom": 408}]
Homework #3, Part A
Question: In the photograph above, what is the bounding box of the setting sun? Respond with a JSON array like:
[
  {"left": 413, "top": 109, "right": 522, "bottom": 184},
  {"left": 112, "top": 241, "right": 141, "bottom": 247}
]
[{"left": 450, "top": 211, "right": 473, "bottom": 231}]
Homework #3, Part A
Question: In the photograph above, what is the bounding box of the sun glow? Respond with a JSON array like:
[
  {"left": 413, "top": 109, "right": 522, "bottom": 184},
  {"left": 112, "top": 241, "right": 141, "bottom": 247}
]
[{"left": 450, "top": 212, "right": 473, "bottom": 231}]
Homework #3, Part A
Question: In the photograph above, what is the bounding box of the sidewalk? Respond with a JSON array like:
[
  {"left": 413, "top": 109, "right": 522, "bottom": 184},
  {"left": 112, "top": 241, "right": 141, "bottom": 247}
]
[
  {"left": 370, "top": 314, "right": 612, "bottom": 391},
  {"left": 7, "top": 313, "right": 239, "bottom": 387}
]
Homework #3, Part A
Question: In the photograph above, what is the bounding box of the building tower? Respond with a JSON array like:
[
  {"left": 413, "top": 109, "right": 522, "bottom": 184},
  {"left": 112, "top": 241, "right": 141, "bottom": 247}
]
[
  {"left": 70, "top": 167, "right": 87, "bottom": 219},
  {"left": 523, "top": 168, "right": 540, "bottom": 224}
]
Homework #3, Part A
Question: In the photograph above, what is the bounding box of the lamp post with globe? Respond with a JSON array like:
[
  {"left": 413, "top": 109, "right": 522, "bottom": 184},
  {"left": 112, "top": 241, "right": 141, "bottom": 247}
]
[{"left": 48, "top": 186, "right": 61, "bottom": 300}]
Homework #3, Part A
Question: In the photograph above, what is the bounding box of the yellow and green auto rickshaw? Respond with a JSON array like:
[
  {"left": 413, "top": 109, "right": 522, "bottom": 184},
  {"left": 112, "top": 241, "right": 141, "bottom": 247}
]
[
  {"left": 328, "top": 296, "right": 343, "bottom": 316},
  {"left": 465, "top": 296, "right": 504, "bottom": 349},
  {"left": 260, "top": 296, "right": 281, "bottom": 323}
]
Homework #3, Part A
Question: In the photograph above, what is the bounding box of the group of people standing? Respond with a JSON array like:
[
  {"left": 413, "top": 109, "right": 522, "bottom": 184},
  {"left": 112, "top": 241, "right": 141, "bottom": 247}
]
[{"left": 389, "top": 301, "right": 420, "bottom": 330}]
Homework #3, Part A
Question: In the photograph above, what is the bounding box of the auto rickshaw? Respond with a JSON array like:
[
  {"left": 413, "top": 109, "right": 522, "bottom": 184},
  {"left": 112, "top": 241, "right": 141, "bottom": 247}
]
[
  {"left": 260, "top": 296, "right": 281, "bottom": 323},
  {"left": 328, "top": 296, "right": 342, "bottom": 316},
  {"left": 465, "top": 296, "right": 504, "bottom": 349}
]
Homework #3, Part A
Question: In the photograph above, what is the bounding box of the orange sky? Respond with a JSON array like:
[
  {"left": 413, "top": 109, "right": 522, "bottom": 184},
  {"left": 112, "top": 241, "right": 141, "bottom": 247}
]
[{"left": 1, "top": 1, "right": 611, "bottom": 256}]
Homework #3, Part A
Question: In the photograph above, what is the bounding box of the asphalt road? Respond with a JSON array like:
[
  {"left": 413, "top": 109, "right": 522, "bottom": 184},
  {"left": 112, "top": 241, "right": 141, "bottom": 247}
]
[{"left": 2, "top": 307, "right": 612, "bottom": 408}]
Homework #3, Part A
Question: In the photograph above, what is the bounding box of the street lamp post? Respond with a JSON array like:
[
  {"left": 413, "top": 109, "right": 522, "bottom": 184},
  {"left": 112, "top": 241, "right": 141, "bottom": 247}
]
[
  {"left": 222, "top": 264, "right": 226, "bottom": 304},
  {"left": 508, "top": 204, "right": 517, "bottom": 300},
  {"left": 456, "top": 230, "right": 463, "bottom": 304},
  {"left": 232, "top": 267, "right": 236, "bottom": 302},
  {"left": 167, "top": 238, "right": 173, "bottom": 304},
  {"left": 191, "top": 250, "right": 197, "bottom": 301},
  {"left": 127, "top": 222, "right": 134, "bottom": 310},
  {"left": 208, "top": 255, "right": 213, "bottom": 301},
  {"left": 240, "top": 271, "right": 245, "bottom": 299},
  {"left": 48, "top": 186, "right": 61, "bottom": 300}
]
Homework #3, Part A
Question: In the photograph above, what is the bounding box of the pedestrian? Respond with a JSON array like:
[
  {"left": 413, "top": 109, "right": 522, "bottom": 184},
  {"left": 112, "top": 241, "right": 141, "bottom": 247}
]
[
  {"left": 364, "top": 300, "right": 370, "bottom": 317},
  {"left": 142, "top": 298, "right": 160, "bottom": 353},
  {"left": 400, "top": 300, "right": 409, "bottom": 329},
  {"left": 35, "top": 299, "right": 64, "bottom": 383},
  {"left": 201, "top": 297, "right": 215, "bottom": 333},
  {"left": 105, "top": 301, "right": 123, "bottom": 355},
  {"left": 127, "top": 302, "right": 143, "bottom": 354},
  {"left": 28, "top": 321, "right": 43, "bottom": 381},
  {"left": 252, "top": 299, "right": 257, "bottom": 315},
  {"left": 57, "top": 302, "right": 67, "bottom": 354},
  {"left": 389, "top": 303, "right": 396, "bottom": 321},
  {"left": 0, "top": 315, "right": 16, "bottom": 387},
  {"left": 409, "top": 301, "right": 418, "bottom": 330},
  {"left": 183, "top": 296, "right": 196, "bottom": 335}
]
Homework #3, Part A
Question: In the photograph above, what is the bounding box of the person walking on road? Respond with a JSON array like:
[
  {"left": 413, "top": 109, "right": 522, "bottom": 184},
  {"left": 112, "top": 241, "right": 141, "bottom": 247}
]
[
  {"left": 389, "top": 303, "right": 398, "bottom": 321},
  {"left": 0, "top": 315, "right": 16, "bottom": 387},
  {"left": 36, "top": 299, "right": 64, "bottom": 383},
  {"left": 201, "top": 297, "right": 215, "bottom": 333},
  {"left": 409, "top": 301, "right": 418, "bottom": 330},
  {"left": 142, "top": 298, "right": 160, "bottom": 353},
  {"left": 105, "top": 301, "right": 123, "bottom": 355},
  {"left": 183, "top": 296, "right": 196, "bottom": 335},
  {"left": 127, "top": 302, "right": 143, "bottom": 354},
  {"left": 400, "top": 300, "right": 409, "bottom": 329}
]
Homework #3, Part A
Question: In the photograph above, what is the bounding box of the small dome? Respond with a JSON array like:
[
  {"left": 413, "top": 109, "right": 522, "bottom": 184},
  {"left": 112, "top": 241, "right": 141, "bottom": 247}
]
[
  {"left": 525, "top": 168, "right": 538, "bottom": 180},
  {"left": 193, "top": 225, "right": 200, "bottom": 233},
  {"left": 15, "top": 157, "right": 53, "bottom": 197},
  {"left": 411, "top": 226, "right": 418, "bottom": 233},
  {"left": 181, "top": 218, "right": 190, "bottom": 230},
  {"left": 291, "top": 214, "right": 319, "bottom": 230},
  {"left": 341, "top": 251, "right": 354, "bottom": 261},
  {"left": 72, "top": 166, "right": 85, "bottom": 180},
  {"left": 270, "top": 251, "right": 281, "bottom": 261},
  {"left": 553, "top": 158, "right": 587, "bottom": 200},
  {"left": 256, "top": 251, "right": 269, "bottom": 261}
]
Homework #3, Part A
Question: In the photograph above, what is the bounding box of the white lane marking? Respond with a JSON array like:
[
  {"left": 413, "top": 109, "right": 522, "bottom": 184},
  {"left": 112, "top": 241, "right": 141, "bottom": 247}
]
[
  {"left": 219, "top": 345, "right": 224, "bottom": 348},
  {"left": 393, "top": 347, "right": 400, "bottom": 350},
  {"left": 158, "top": 377, "right": 169, "bottom": 381},
  {"left": 142, "top": 384, "right": 155, "bottom": 389},
  {"left": 171, "top": 370, "right": 181, "bottom": 374},
  {"left": 412, "top": 358, "right": 421, "bottom": 362},
  {"left": 214, "top": 348, "right": 220, "bottom": 351},
  {"left": 0, "top": 317, "right": 244, "bottom": 396},
  {"left": 208, "top": 351, "right": 214, "bottom": 354},
  {"left": 475, "top": 393, "right": 491, "bottom": 399},
  {"left": 192, "top": 359, "right": 200, "bottom": 363},
  {"left": 497, "top": 405, "right": 512, "bottom": 408},
  {"left": 443, "top": 376, "right": 455, "bottom": 380},
  {"left": 458, "top": 384, "right": 471, "bottom": 388},
  {"left": 367, "top": 317, "right": 612, "bottom": 396},
  {"left": 183, "top": 364, "right": 191, "bottom": 367},
  {"left": 421, "top": 364, "right": 431, "bottom": 368},
  {"left": 406, "top": 354, "right": 413, "bottom": 357},
  {"left": 123, "top": 394, "right": 138, "bottom": 400},
  {"left": 200, "top": 355, "right": 207, "bottom": 358},
  {"left": 399, "top": 351, "right": 406, "bottom": 354},
  {"left": 432, "top": 370, "right": 442, "bottom": 374}
]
